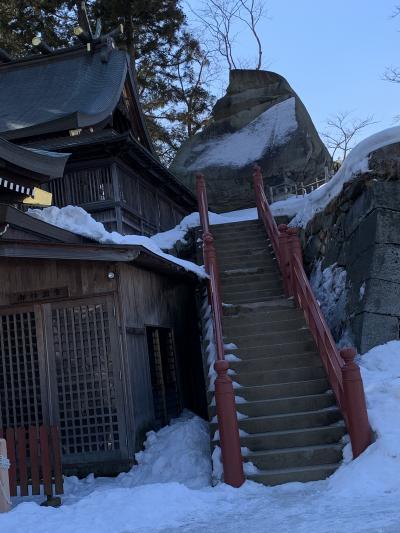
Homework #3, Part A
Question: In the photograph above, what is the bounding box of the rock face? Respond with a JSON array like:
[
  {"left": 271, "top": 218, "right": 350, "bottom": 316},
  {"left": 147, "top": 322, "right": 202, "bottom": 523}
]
[
  {"left": 303, "top": 143, "right": 400, "bottom": 353},
  {"left": 171, "top": 69, "right": 332, "bottom": 212}
]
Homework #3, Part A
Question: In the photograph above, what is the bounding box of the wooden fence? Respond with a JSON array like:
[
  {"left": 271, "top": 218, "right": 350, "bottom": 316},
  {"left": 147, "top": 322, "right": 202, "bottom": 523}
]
[{"left": 0, "top": 425, "right": 63, "bottom": 498}]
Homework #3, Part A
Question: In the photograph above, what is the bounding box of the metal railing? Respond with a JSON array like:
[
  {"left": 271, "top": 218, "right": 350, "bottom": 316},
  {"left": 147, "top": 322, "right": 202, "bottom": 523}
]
[
  {"left": 253, "top": 164, "right": 371, "bottom": 458},
  {"left": 196, "top": 173, "right": 245, "bottom": 488}
]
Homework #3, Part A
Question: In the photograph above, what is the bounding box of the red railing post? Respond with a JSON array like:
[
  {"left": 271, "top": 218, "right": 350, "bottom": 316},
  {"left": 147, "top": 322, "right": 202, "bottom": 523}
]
[
  {"left": 196, "top": 173, "right": 245, "bottom": 488},
  {"left": 286, "top": 227, "right": 303, "bottom": 304},
  {"left": 278, "top": 224, "right": 291, "bottom": 297},
  {"left": 214, "top": 360, "right": 245, "bottom": 487},
  {"left": 340, "top": 348, "right": 372, "bottom": 458},
  {"left": 253, "top": 164, "right": 263, "bottom": 219}
]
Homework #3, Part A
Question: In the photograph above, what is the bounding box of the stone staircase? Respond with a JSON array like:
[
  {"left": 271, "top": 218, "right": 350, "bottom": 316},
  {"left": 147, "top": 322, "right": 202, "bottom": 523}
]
[{"left": 211, "top": 218, "right": 346, "bottom": 485}]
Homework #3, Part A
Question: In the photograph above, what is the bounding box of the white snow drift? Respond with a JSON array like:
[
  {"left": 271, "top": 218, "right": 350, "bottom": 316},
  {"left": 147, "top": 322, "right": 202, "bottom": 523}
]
[{"left": 1, "top": 341, "right": 400, "bottom": 532}]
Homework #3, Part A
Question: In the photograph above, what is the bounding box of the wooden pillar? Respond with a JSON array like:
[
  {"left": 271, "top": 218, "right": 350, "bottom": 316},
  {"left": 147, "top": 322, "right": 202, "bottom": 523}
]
[
  {"left": 341, "top": 348, "right": 372, "bottom": 458},
  {"left": 0, "top": 439, "right": 11, "bottom": 513}
]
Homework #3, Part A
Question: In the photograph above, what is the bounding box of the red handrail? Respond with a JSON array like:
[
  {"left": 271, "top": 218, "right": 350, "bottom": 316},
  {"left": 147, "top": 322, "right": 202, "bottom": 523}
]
[
  {"left": 252, "top": 165, "right": 371, "bottom": 459},
  {"left": 196, "top": 174, "right": 245, "bottom": 488}
]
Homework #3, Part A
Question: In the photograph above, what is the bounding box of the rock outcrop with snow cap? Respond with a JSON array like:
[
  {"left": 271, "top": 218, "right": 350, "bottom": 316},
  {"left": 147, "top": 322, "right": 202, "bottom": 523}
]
[{"left": 171, "top": 69, "right": 331, "bottom": 212}]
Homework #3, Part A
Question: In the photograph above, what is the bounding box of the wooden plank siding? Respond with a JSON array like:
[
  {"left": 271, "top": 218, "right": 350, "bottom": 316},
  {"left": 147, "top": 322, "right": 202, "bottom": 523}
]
[
  {"left": 0, "top": 257, "right": 206, "bottom": 476},
  {"left": 47, "top": 160, "right": 187, "bottom": 236}
]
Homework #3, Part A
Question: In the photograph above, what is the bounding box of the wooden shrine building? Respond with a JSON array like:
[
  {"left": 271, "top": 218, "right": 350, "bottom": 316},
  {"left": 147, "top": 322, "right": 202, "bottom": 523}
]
[
  {"left": 0, "top": 22, "right": 206, "bottom": 476},
  {"left": 0, "top": 33, "right": 196, "bottom": 235}
]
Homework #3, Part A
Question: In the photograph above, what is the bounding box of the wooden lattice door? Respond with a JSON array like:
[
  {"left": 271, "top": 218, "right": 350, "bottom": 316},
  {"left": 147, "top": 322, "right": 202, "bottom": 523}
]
[
  {"left": 146, "top": 327, "right": 181, "bottom": 427},
  {"left": 46, "top": 297, "right": 127, "bottom": 460},
  {"left": 0, "top": 306, "right": 47, "bottom": 428}
]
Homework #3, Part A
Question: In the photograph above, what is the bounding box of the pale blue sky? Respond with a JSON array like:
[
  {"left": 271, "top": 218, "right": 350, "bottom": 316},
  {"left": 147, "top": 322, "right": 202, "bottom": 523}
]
[{"left": 186, "top": 0, "right": 400, "bottom": 140}]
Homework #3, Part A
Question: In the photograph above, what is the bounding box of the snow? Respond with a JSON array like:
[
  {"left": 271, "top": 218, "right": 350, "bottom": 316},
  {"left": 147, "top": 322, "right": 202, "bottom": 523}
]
[
  {"left": 27, "top": 205, "right": 206, "bottom": 279},
  {"left": 310, "top": 261, "right": 348, "bottom": 340},
  {"left": 3, "top": 340, "right": 400, "bottom": 532},
  {"left": 187, "top": 97, "right": 298, "bottom": 170},
  {"left": 270, "top": 125, "right": 400, "bottom": 228}
]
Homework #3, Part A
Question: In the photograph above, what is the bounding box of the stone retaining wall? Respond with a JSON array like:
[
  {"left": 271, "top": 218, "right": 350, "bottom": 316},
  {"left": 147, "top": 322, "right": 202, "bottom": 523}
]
[{"left": 303, "top": 143, "right": 400, "bottom": 353}]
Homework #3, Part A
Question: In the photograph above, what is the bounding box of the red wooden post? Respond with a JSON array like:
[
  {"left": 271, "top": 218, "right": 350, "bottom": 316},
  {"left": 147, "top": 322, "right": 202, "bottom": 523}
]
[
  {"left": 29, "top": 426, "right": 40, "bottom": 496},
  {"left": 40, "top": 426, "right": 52, "bottom": 497},
  {"left": 214, "top": 360, "right": 245, "bottom": 488},
  {"left": 196, "top": 172, "right": 244, "bottom": 488},
  {"left": 340, "top": 348, "right": 372, "bottom": 458},
  {"left": 278, "top": 224, "right": 291, "bottom": 297},
  {"left": 5, "top": 429, "right": 16, "bottom": 497},
  {"left": 286, "top": 227, "right": 303, "bottom": 305},
  {"left": 253, "top": 164, "right": 263, "bottom": 219},
  {"left": 17, "top": 427, "right": 28, "bottom": 496}
]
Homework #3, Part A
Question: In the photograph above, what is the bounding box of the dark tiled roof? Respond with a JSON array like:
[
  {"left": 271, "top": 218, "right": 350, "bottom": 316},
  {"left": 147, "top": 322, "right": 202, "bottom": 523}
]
[
  {"left": 0, "top": 137, "right": 70, "bottom": 177},
  {"left": 0, "top": 45, "right": 128, "bottom": 140}
]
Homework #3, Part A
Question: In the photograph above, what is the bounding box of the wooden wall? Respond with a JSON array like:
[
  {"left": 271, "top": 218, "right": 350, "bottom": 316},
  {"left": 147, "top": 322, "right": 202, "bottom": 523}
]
[{"left": 0, "top": 257, "right": 206, "bottom": 474}]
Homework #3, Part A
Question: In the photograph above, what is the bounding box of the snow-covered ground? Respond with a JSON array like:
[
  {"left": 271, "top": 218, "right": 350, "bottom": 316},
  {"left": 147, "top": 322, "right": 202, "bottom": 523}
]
[{"left": 1, "top": 340, "right": 400, "bottom": 533}]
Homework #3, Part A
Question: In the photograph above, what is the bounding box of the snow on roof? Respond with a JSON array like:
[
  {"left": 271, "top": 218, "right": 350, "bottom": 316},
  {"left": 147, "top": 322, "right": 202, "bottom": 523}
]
[
  {"left": 28, "top": 205, "right": 206, "bottom": 278},
  {"left": 187, "top": 97, "right": 298, "bottom": 170},
  {"left": 271, "top": 125, "right": 400, "bottom": 228}
]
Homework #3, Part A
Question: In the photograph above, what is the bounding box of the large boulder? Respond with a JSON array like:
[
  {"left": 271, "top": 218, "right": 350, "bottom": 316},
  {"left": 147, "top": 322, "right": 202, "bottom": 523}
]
[{"left": 171, "top": 69, "right": 332, "bottom": 212}]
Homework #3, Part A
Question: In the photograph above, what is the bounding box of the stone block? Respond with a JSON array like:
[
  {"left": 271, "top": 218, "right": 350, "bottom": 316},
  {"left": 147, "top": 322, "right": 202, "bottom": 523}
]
[{"left": 352, "top": 312, "right": 399, "bottom": 354}]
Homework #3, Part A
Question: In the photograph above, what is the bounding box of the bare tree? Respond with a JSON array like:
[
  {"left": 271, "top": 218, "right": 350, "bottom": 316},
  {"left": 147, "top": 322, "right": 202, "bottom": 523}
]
[
  {"left": 188, "top": 0, "right": 266, "bottom": 71},
  {"left": 321, "top": 112, "right": 377, "bottom": 161},
  {"left": 383, "top": 6, "right": 400, "bottom": 82}
]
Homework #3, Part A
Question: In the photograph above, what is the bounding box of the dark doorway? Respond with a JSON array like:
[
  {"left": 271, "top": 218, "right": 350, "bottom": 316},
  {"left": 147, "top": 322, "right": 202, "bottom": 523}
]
[{"left": 146, "top": 327, "right": 181, "bottom": 428}]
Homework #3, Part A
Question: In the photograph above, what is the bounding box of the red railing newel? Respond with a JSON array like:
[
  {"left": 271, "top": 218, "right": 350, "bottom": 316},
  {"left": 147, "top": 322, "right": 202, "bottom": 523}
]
[
  {"left": 340, "top": 348, "right": 372, "bottom": 458},
  {"left": 278, "top": 224, "right": 291, "bottom": 297},
  {"left": 214, "top": 360, "right": 245, "bottom": 488},
  {"left": 196, "top": 173, "right": 245, "bottom": 488}
]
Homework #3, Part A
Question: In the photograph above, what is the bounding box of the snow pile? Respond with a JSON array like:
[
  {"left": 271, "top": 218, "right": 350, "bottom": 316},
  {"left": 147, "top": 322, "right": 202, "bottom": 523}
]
[
  {"left": 328, "top": 341, "right": 400, "bottom": 498},
  {"left": 188, "top": 97, "right": 298, "bottom": 170},
  {"left": 28, "top": 205, "right": 206, "bottom": 278},
  {"left": 310, "top": 261, "right": 348, "bottom": 340},
  {"left": 117, "top": 410, "right": 211, "bottom": 490},
  {"left": 2, "top": 341, "right": 400, "bottom": 533},
  {"left": 271, "top": 125, "right": 400, "bottom": 228},
  {"left": 151, "top": 208, "right": 260, "bottom": 250}
]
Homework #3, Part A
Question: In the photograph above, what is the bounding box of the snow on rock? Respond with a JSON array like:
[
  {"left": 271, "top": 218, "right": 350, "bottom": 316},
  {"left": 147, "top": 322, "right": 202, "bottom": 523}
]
[
  {"left": 310, "top": 261, "right": 347, "bottom": 339},
  {"left": 28, "top": 205, "right": 206, "bottom": 278},
  {"left": 271, "top": 125, "right": 400, "bottom": 228},
  {"left": 187, "top": 97, "right": 298, "bottom": 170}
]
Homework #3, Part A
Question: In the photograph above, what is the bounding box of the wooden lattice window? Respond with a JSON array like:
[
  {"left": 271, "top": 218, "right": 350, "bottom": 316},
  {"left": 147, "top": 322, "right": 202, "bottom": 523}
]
[
  {"left": 52, "top": 301, "right": 120, "bottom": 455},
  {"left": 146, "top": 327, "right": 180, "bottom": 427},
  {"left": 0, "top": 309, "right": 43, "bottom": 428}
]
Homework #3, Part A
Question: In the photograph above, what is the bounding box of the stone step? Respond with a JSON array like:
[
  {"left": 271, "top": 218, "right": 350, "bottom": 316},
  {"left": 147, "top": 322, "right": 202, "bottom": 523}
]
[
  {"left": 210, "top": 220, "right": 262, "bottom": 234},
  {"left": 224, "top": 317, "right": 306, "bottom": 337},
  {"left": 223, "top": 306, "right": 300, "bottom": 325},
  {"left": 247, "top": 463, "right": 341, "bottom": 486},
  {"left": 223, "top": 281, "right": 283, "bottom": 296},
  {"left": 217, "top": 247, "right": 271, "bottom": 262},
  {"left": 221, "top": 272, "right": 281, "bottom": 289},
  {"left": 215, "top": 237, "right": 271, "bottom": 253},
  {"left": 244, "top": 443, "right": 343, "bottom": 471},
  {"left": 223, "top": 290, "right": 284, "bottom": 305},
  {"left": 230, "top": 352, "right": 321, "bottom": 373},
  {"left": 238, "top": 423, "right": 346, "bottom": 451},
  {"left": 235, "top": 365, "right": 325, "bottom": 387},
  {"left": 237, "top": 379, "right": 330, "bottom": 401},
  {"left": 208, "top": 392, "right": 335, "bottom": 419},
  {"left": 236, "top": 407, "right": 341, "bottom": 434},
  {"left": 235, "top": 392, "right": 336, "bottom": 418},
  {"left": 219, "top": 256, "right": 276, "bottom": 270},
  {"left": 221, "top": 265, "right": 279, "bottom": 278},
  {"left": 227, "top": 328, "right": 313, "bottom": 349},
  {"left": 231, "top": 339, "right": 317, "bottom": 359}
]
